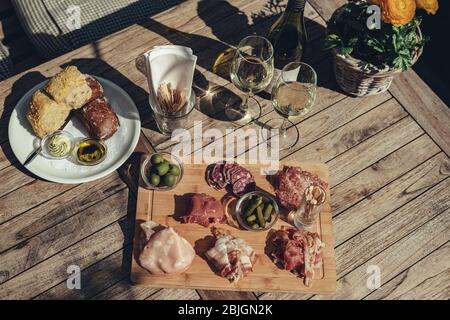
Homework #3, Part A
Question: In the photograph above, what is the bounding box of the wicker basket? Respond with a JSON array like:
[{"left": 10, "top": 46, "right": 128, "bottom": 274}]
[{"left": 332, "top": 29, "right": 423, "bottom": 96}]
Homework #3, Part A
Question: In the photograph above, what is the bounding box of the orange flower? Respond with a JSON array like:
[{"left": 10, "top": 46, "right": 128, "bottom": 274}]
[
  {"left": 368, "top": 0, "right": 383, "bottom": 5},
  {"left": 380, "top": 0, "right": 416, "bottom": 26},
  {"left": 416, "top": 0, "right": 439, "bottom": 14}
]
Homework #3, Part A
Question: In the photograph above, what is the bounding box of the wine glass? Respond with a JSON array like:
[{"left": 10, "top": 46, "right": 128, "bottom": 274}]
[
  {"left": 265, "top": 62, "right": 317, "bottom": 150},
  {"left": 227, "top": 36, "right": 274, "bottom": 125}
]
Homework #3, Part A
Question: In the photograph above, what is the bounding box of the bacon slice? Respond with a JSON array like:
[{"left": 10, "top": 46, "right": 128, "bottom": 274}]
[{"left": 206, "top": 230, "right": 256, "bottom": 283}]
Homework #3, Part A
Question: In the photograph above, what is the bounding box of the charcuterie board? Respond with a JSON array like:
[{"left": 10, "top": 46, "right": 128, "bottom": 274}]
[{"left": 131, "top": 158, "right": 336, "bottom": 293}]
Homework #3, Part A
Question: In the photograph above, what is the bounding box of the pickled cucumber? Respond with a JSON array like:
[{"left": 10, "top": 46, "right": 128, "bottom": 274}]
[{"left": 256, "top": 206, "right": 265, "bottom": 228}]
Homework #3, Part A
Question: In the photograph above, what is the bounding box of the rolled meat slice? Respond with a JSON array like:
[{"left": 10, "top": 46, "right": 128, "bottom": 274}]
[{"left": 76, "top": 97, "right": 120, "bottom": 140}]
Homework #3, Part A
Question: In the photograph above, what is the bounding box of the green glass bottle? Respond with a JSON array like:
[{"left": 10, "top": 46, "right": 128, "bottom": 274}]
[{"left": 267, "top": 0, "right": 308, "bottom": 69}]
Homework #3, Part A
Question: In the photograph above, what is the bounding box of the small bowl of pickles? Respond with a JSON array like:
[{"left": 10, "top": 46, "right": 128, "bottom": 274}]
[
  {"left": 235, "top": 191, "right": 279, "bottom": 232},
  {"left": 141, "top": 152, "right": 183, "bottom": 190}
]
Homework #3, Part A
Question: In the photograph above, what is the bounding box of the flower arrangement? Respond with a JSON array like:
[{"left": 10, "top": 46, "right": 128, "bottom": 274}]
[{"left": 325, "top": 0, "right": 439, "bottom": 71}]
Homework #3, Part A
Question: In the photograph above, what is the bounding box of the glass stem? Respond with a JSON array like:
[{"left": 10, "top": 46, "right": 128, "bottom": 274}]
[
  {"left": 241, "top": 92, "right": 250, "bottom": 111},
  {"left": 280, "top": 118, "right": 289, "bottom": 138}
]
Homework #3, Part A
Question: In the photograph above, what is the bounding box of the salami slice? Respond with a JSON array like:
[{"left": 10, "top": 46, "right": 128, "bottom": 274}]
[
  {"left": 232, "top": 176, "right": 256, "bottom": 196},
  {"left": 211, "top": 162, "right": 227, "bottom": 189},
  {"left": 222, "top": 162, "right": 237, "bottom": 184},
  {"left": 205, "top": 166, "right": 220, "bottom": 190},
  {"left": 206, "top": 161, "right": 256, "bottom": 196}
]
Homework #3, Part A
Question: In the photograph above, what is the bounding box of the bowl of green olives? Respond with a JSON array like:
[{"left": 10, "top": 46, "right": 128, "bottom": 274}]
[
  {"left": 141, "top": 152, "right": 183, "bottom": 190},
  {"left": 235, "top": 191, "right": 279, "bottom": 232}
]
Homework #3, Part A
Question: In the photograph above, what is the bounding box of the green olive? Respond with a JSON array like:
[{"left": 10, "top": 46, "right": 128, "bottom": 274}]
[
  {"left": 151, "top": 154, "right": 164, "bottom": 165},
  {"left": 149, "top": 173, "right": 160, "bottom": 186},
  {"left": 169, "top": 164, "right": 181, "bottom": 176},
  {"left": 154, "top": 162, "right": 170, "bottom": 176},
  {"left": 163, "top": 174, "right": 177, "bottom": 187}
]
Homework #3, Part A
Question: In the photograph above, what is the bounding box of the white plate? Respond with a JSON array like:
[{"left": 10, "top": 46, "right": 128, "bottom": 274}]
[{"left": 8, "top": 76, "right": 141, "bottom": 184}]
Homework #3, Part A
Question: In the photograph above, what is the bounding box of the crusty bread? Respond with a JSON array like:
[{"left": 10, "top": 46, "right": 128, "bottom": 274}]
[
  {"left": 26, "top": 91, "right": 71, "bottom": 138},
  {"left": 45, "top": 66, "right": 92, "bottom": 109}
]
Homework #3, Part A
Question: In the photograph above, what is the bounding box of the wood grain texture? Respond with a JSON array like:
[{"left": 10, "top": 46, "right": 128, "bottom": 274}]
[
  {"left": 312, "top": 209, "right": 450, "bottom": 299},
  {"left": 331, "top": 134, "right": 440, "bottom": 216},
  {"left": 389, "top": 70, "right": 450, "bottom": 156},
  {"left": 131, "top": 161, "right": 336, "bottom": 293},
  {"left": 335, "top": 175, "right": 450, "bottom": 278},
  {"left": 333, "top": 153, "right": 450, "bottom": 246},
  {"left": 364, "top": 240, "right": 450, "bottom": 300}
]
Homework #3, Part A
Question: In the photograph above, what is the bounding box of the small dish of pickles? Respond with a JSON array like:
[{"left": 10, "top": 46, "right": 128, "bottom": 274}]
[
  {"left": 235, "top": 191, "right": 279, "bottom": 232},
  {"left": 141, "top": 152, "right": 183, "bottom": 190}
]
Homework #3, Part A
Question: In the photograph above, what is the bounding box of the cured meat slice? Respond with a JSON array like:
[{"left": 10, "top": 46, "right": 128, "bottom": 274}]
[
  {"left": 181, "top": 193, "right": 225, "bottom": 227},
  {"left": 232, "top": 176, "right": 255, "bottom": 197},
  {"left": 269, "top": 226, "right": 324, "bottom": 287},
  {"left": 206, "top": 161, "right": 256, "bottom": 197},
  {"left": 205, "top": 228, "right": 256, "bottom": 283},
  {"left": 205, "top": 167, "right": 220, "bottom": 190},
  {"left": 211, "top": 162, "right": 227, "bottom": 189},
  {"left": 138, "top": 221, "right": 195, "bottom": 275},
  {"left": 274, "top": 166, "right": 328, "bottom": 210}
]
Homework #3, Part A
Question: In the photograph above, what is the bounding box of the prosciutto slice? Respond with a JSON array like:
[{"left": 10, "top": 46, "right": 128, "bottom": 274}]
[
  {"left": 270, "top": 226, "right": 324, "bottom": 287},
  {"left": 181, "top": 193, "right": 225, "bottom": 227}
]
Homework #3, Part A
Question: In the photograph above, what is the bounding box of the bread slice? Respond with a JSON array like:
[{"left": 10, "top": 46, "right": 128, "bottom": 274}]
[
  {"left": 26, "top": 91, "right": 71, "bottom": 138},
  {"left": 45, "top": 66, "right": 92, "bottom": 109}
]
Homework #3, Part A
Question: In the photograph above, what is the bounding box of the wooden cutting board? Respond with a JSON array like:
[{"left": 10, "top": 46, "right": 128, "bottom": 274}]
[{"left": 131, "top": 159, "right": 336, "bottom": 293}]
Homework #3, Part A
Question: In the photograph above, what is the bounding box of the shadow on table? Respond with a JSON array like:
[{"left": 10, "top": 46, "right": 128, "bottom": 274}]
[{"left": 136, "top": 0, "right": 328, "bottom": 118}]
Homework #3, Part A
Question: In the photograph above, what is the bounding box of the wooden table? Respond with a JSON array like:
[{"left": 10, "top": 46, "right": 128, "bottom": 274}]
[{"left": 0, "top": 0, "right": 449, "bottom": 300}]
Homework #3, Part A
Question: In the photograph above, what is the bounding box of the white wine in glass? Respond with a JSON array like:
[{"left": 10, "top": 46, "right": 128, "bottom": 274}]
[
  {"left": 227, "top": 36, "right": 274, "bottom": 124},
  {"left": 265, "top": 62, "right": 317, "bottom": 150}
]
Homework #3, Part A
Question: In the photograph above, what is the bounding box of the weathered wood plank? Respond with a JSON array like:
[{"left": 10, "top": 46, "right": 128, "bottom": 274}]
[
  {"left": 35, "top": 246, "right": 132, "bottom": 300},
  {"left": 284, "top": 98, "right": 406, "bottom": 163},
  {"left": 311, "top": 210, "right": 450, "bottom": 299},
  {"left": 193, "top": 90, "right": 390, "bottom": 164},
  {"left": 331, "top": 134, "right": 440, "bottom": 216},
  {"left": 147, "top": 289, "right": 200, "bottom": 300},
  {"left": 333, "top": 153, "right": 450, "bottom": 247},
  {"left": 0, "top": 217, "right": 134, "bottom": 299},
  {"left": 389, "top": 70, "right": 450, "bottom": 156},
  {"left": 91, "top": 279, "right": 159, "bottom": 300},
  {"left": 307, "top": 0, "right": 346, "bottom": 21},
  {"left": 0, "top": 173, "right": 125, "bottom": 253},
  {"left": 364, "top": 241, "right": 450, "bottom": 300},
  {"left": 335, "top": 176, "right": 450, "bottom": 278},
  {"left": 327, "top": 116, "right": 424, "bottom": 187},
  {"left": 0, "top": 187, "right": 131, "bottom": 285}
]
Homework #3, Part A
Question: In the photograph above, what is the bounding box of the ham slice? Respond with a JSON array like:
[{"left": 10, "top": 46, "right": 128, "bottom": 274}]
[
  {"left": 138, "top": 221, "right": 195, "bottom": 275},
  {"left": 181, "top": 193, "right": 225, "bottom": 227}
]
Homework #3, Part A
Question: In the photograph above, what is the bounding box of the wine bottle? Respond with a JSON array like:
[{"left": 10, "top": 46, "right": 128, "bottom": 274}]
[
  {"left": 267, "top": 0, "right": 307, "bottom": 68},
  {"left": 265, "top": 0, "right": 308, "bottom": 92}
]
